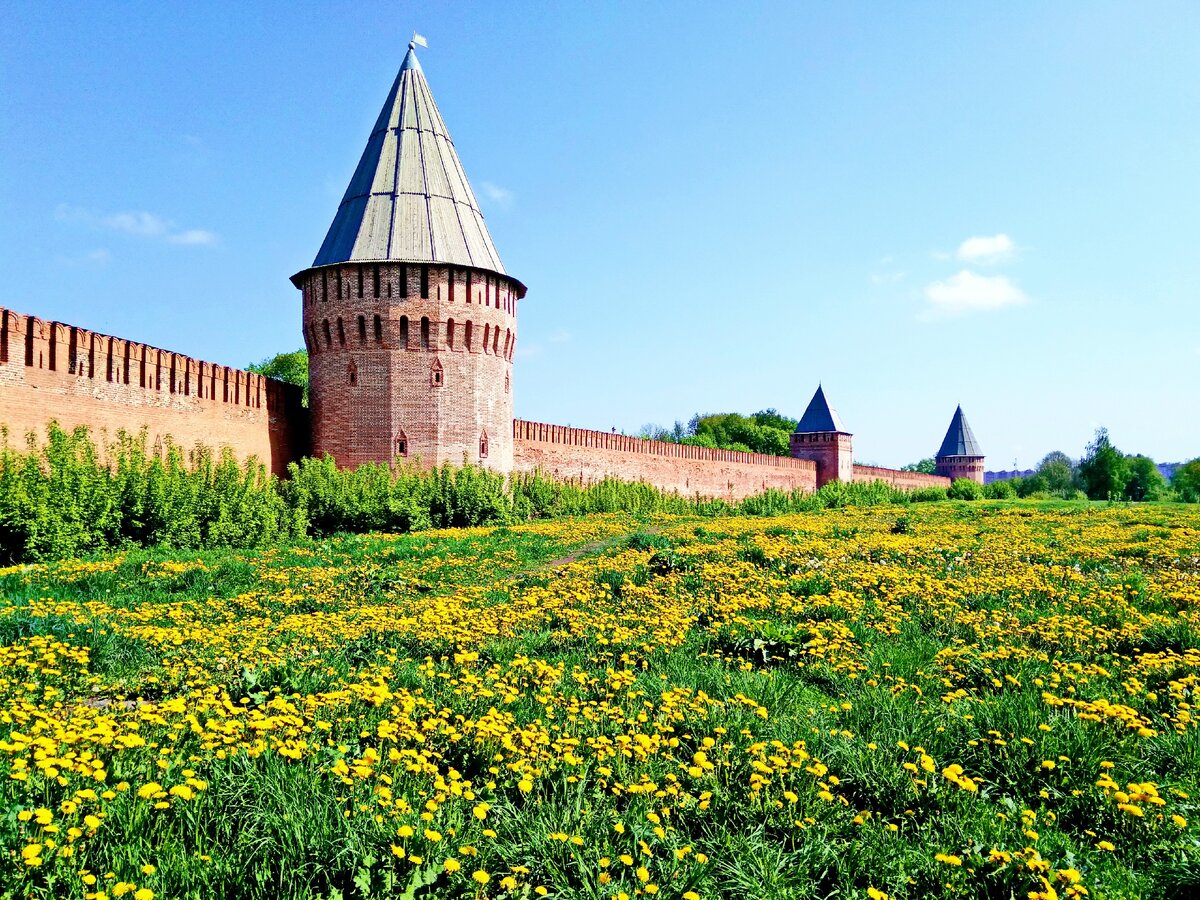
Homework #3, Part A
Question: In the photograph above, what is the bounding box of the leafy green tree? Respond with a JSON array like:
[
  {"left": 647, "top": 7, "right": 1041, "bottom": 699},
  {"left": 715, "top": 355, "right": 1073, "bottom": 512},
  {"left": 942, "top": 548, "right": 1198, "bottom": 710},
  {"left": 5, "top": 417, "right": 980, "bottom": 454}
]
[
  {"left": 751, "top": 409, "right": 798, "bottom": 432},
  {"left": 1077, "top": 428, "right": 1129, "bottom": 500},
  {"left": 902, "top": 458, "right": 937, "bottom": 474},
  {"left": 248, "top": 350, "right": 309, "bottom": 406},
  {"left": 1123, "top": 455, "right": 1167, "bottom": 501},
  {"left": 1036, "top": 451, "right": 1076, "bottom": 496},
  {"left": 1172, "top": 459, "right": 1200, "bottom": 502}
]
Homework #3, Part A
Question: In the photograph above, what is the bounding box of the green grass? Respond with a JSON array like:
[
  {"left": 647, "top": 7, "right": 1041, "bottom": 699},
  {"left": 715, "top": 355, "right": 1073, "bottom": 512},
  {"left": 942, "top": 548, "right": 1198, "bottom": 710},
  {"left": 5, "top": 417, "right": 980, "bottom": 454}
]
[{"left": 1, "top": 503, "right": 1198, "bottom": 899}]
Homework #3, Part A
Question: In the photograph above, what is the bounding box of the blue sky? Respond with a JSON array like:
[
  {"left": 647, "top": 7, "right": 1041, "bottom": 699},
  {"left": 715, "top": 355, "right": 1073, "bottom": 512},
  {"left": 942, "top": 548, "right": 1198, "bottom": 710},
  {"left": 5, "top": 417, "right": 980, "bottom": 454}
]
[{"left": 3, "top": 1, "right": 1197, "bottom": 468}]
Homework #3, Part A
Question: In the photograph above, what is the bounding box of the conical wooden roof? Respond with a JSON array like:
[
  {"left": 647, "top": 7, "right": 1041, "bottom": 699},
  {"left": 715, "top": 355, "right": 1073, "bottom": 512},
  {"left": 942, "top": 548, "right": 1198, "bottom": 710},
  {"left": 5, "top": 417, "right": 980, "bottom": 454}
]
[
  {"left": 308, "top": 44, "right": 506, "bottom": 276},
  {"left": 794, "top": 385, "right": 849, "bottom": 434},
  {"left": 937, "top": 405, "right": 983, "bottom": 457}
]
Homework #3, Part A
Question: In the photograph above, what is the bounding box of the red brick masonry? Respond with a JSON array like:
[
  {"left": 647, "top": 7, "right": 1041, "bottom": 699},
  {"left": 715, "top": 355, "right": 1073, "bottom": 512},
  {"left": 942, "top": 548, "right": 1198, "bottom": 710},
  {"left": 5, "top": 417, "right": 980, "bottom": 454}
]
[
  {"left": 0, "top": 306, "right": 307, "bottom": 475},
  {"left": 513, "top": 419, "right": 817, "bottom": 501},
  {"left": 851, "top": 464, "right": 951, "bottom": 490},
  {"left": 1, "top": 304, "right": 951, "bottom": 499}
]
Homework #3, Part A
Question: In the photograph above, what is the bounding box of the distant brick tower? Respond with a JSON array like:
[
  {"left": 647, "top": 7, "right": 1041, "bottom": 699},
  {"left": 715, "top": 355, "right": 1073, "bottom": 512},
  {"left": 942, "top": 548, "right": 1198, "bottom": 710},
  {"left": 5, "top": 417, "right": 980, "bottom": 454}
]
[
  {"left": 291, "top": 42, "right": 526, "bottom": 471},
  {"left": 935, "top": 405, "right": 985, "bottom": 484},
  {"left": 790, "top": 385, "right": 854, "bottom": 487}
]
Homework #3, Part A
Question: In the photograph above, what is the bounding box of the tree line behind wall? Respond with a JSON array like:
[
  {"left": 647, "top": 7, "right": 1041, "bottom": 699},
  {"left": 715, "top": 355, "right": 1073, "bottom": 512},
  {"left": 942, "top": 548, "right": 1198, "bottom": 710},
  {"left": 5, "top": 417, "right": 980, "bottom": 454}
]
[{"left": 907, "top": 428, "right": 1199, "bottom": 502}]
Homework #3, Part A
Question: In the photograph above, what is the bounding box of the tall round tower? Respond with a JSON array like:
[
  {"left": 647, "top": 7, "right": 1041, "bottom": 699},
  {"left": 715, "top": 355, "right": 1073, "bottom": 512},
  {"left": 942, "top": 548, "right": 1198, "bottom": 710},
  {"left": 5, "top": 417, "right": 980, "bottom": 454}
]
[
  {"left": 934, "top": 405, "right": 985, "bottom": 484},
  {"left": 291, "top": 43, "right": 525, "bottom": 472}
]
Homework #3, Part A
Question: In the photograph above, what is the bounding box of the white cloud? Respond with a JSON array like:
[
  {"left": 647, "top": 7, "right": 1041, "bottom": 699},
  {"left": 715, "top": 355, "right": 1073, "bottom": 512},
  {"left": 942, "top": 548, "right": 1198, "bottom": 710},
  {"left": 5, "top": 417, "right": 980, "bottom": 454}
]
[
  {"left": 870, "top": 270, "right": 905, "bottom": 286},
  {"left": 56, "top": 204, "right": 217, "bottom": 246},
  {"left": 168, "top": 229, "right": 218, "bottom": 246},
  {"left": 479, "top": 181, "right": 514, "bottom": 208},
  {"left": 56, "top": 248, "right": 112, "bottom": 267},
  {"left": 923, "top": 270, "right": 1029, "bottom": 318},
  {"left": 102, "top": 210, "right": 171, "bottom": 237},
  {"left": 956, "top": 233, "right": 1015, "bottom": 264}
]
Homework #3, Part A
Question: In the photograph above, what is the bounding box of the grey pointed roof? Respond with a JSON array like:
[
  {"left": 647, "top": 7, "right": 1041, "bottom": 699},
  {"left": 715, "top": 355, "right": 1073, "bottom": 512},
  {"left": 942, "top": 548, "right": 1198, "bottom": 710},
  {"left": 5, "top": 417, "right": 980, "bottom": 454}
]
[
  {"left": 937, "top": 405, "right": 983, "bottom": 457},
  {"left": 309, "top": 44, "right": 507, "bottom": 275},
  {"left": 794, "top": 385, "right": 849, "bottom": 434}
]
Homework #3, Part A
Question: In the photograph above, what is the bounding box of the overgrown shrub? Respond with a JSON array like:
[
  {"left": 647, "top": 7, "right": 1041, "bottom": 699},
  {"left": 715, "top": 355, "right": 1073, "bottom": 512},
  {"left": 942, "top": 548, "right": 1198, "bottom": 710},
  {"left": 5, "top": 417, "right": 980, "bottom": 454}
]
[
  {"left": 985, "top": 480, "right": 1017, "bottom": 499},
  {"left": 947, "top": 478, "right": 985, "bottom": 501},
  {"left": 0, "top": 424, "right": 299, "bottom": 564},
  {"left": 0, "top": 424, "right": 1019, "bottom": 564}
]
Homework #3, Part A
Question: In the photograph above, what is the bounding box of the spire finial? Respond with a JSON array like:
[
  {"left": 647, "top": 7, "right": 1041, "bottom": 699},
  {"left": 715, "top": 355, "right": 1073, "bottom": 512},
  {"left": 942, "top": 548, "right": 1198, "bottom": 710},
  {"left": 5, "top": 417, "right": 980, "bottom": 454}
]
[{"left": 410, "top": 32, "right": 428, "bottom": 51}]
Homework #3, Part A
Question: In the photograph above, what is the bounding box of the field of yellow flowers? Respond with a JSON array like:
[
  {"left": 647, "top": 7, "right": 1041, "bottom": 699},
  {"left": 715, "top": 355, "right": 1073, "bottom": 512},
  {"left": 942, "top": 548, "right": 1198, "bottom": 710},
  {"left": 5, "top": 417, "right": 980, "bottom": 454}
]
[{"left": 1, "top": 502, "right": 1198, "bottom": 899}]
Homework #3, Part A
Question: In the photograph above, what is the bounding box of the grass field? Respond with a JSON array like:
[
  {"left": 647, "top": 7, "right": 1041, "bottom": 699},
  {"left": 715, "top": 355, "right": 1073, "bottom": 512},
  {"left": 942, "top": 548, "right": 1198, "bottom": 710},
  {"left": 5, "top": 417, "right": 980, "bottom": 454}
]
[{"left": 2, "top": 502, "right": 1198, "bottom": 899}]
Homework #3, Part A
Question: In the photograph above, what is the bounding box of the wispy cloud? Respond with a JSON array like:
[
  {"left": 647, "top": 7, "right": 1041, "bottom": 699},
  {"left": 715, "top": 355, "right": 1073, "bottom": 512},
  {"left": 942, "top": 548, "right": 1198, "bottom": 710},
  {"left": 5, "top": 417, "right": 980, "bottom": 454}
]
[
  {"left": 548, "top": 328, "right": 572, "bottom": 344},
  {"left": 168, "top": 228, "right": 218, "bottom": 246},
  {"left": 479, "top": 182, "right": 514, "bottom": 209},
  {"left": 956, "top": 233, "right": 1015, "bottom": 265},
  {"left": 870, "top": 270, "right": 906, "bottom": 286},
  {"left": 56, "top": 204, "right": 218, "bottom": 246},
  {"left": 922, "top": 270, "right": 1029, "bottom": 318},
  {"left": 56, "top": 248, "right": 112, "bottom": 267}
]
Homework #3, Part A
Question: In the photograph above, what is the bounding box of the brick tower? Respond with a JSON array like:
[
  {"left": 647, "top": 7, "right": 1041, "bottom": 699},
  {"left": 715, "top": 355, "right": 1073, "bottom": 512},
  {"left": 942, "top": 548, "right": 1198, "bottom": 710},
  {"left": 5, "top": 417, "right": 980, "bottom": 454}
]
[
  {"left": 291, "top": 42, "right": 526, "bottom": 471},
  {"left": 790, "top": 385, "right": 854, "bottom": 487},
  {"left": 934, "top": 405, "right": 985, "bottom": 484}
]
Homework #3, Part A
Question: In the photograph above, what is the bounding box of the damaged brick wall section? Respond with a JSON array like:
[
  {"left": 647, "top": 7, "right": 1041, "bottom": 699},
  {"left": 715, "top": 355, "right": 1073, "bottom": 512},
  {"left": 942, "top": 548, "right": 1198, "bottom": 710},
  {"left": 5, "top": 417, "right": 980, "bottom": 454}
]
[{"left": 0, "top": 305, "right": 308, "bottom": 475}]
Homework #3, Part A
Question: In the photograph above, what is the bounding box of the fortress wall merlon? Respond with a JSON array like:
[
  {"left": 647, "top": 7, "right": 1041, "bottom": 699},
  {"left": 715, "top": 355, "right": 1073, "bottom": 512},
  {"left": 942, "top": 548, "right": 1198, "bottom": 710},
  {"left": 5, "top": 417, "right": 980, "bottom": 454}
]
[{"left": 0, "top": 304, "right": 307, "bottom": 474}]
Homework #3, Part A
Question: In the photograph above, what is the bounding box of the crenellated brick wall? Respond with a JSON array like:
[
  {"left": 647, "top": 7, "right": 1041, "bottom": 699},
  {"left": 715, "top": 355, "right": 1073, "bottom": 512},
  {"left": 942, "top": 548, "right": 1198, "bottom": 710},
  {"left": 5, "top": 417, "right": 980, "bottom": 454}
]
[
  {"left": 0, "top": 306, "right": 307, "bottom": 474},
  {"left": 512, "top": 419, "right": 818, "bottom": 501},
  {"left": 0, "top": 303, "right": 960, "bottom": 497},
  {"left": 852, "top": 464, "right": 951, "bottom": 490}
]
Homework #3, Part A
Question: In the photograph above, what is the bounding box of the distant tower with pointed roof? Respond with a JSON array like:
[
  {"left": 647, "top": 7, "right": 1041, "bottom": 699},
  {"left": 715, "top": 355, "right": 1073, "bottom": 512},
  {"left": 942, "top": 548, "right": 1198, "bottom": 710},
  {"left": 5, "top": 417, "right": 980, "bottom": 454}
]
[
  {"left": 790, "top": 385, "right": 854, "bottom": 488},
  {"left": 934, "top": 406, "right": 985, "bottom": 484},
  {"left": 292, "top": 41, "right": 525, "bottom": 471}
]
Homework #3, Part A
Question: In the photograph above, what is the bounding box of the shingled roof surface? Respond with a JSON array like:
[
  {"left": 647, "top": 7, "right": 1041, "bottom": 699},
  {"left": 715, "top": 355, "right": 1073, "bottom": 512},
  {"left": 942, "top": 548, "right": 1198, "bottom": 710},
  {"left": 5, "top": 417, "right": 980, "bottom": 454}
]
[
  {"left": 311, "top": 45, "right": 505, "bottom": 274},
  {"left": 937, "top": 405, "right": 983, "bottom": 457},
  {"left": 794, "top": 385, "right": 849, "bottom": 434}
]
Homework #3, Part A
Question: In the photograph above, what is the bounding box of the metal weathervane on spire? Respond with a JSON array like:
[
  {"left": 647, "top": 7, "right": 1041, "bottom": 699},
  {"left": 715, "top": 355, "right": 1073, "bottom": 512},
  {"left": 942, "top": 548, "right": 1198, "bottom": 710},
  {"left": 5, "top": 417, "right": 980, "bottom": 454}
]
[{"left": 410, "top": 32, "right": 427, "bottom": 50}]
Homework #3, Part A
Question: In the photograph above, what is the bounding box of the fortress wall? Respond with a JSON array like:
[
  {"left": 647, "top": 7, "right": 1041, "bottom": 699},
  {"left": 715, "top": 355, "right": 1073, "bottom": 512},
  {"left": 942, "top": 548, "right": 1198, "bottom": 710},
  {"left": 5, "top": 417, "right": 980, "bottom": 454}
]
[
  {"left": 512, "top": 419, "right": 817, "bottom": 501},
  {"left": 851, "top": 464, "right": 950, "bottom": 490},
  {"left": 0, "top": 306, "right": 307, "bottom": 475}
]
